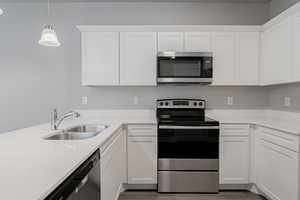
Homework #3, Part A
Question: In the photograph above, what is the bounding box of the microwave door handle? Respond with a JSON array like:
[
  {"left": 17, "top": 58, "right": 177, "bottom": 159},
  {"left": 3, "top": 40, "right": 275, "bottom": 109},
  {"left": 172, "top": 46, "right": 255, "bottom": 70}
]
[{"left": 159, "top": 125, "right": 219, "bottom": 130}]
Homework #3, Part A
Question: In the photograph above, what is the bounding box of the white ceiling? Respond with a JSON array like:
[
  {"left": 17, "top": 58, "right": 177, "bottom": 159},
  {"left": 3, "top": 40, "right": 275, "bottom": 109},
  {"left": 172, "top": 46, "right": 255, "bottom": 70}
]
[{"left": 0, "top": 0, "right": 271, "bottom": 3}]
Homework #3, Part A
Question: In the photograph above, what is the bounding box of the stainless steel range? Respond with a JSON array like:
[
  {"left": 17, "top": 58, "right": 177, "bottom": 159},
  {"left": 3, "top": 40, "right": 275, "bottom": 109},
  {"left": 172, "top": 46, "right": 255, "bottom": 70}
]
[{"left": 157, "top": 99, "right": 220, "bottom": 193}]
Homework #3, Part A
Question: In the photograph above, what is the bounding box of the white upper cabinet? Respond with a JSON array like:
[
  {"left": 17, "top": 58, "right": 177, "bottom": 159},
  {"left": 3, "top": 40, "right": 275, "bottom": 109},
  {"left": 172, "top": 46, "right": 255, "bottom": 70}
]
[
  {"left": 81, "top": 32, "right": 119, "bottom": 86},
  {"left": 292, "top": 11, "right": 300, "bottom": 82},
  {"left": 184, "top": 32, "right": 212, "bottom": 52},
  {"left": 158, "top": 32, "right": 184, "bottom": 52},
  {"left": 120, "top": 32, "right": 157, "bottom": 86},
  {"left": 261, "top": 17, "right": 292, "bottom": 85},
  {"left": 236, "top": 32, "right": 260, "bottom": 85},
  {"left": 212, "top": 32, "right": 236, "bottom": 85}
]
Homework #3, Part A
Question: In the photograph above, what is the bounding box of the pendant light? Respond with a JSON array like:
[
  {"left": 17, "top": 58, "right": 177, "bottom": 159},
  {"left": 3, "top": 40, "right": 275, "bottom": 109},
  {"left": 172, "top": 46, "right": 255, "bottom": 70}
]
[
  {"left": 38, "top": 0, "right": 61, "bottom": 47},
  {"left": 0, "top": 8, "right": 3, "bottom": 15}
]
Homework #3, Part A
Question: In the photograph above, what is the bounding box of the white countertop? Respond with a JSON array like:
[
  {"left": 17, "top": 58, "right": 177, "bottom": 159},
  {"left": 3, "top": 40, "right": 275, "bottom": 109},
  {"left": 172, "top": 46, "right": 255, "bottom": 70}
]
[
  {"left": 1, "top": 109, "right": 300, "bottom": 200},
  {"left": 207, "top": 109, "right": 300, "bottom": 135},
  {"left": 0, "top": 115, "right": 156, "bottom": 200}
]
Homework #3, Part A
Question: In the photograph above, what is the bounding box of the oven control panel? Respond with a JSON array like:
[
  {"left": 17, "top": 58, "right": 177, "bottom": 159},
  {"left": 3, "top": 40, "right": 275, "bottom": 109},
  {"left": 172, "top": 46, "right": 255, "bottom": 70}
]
[{"left": 157, "top": 99, "right": 205, "bottom": 109}]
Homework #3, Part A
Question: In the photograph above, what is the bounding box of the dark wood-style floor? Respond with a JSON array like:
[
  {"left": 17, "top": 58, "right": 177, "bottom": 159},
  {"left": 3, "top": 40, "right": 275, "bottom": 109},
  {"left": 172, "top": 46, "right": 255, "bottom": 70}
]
[{"left": 119, "top": 191, "right": 266, "bottom": 200}]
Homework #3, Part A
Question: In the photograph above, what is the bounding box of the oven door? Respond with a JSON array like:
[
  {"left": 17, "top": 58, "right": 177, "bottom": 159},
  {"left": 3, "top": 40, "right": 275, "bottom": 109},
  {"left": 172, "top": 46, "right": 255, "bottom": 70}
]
[
  {"left": 157, "top": 55, "right": 212, "bottom": 84},
  {"left": 158, "top": 125, "right": 219, "bottom": 170}
]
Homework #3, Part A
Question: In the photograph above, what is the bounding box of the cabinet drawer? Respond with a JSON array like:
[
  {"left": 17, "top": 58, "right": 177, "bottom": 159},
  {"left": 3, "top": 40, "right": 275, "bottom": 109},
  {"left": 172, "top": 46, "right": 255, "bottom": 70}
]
[
  {"left": 127, "top": 125, "right": 157, "bottom": 136},
  {"left": 258, "top": 127, "right": 299, "bottom": 152},
  {"left": 221, "top": 124, "right": 250, "bottom": 136}
]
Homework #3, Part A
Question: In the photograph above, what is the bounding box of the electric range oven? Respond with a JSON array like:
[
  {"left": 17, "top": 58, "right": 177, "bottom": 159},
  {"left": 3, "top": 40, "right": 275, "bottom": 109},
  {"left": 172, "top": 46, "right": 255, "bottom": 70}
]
[{"left": 157, "top": 99, "right": 219, "bottom": 193}]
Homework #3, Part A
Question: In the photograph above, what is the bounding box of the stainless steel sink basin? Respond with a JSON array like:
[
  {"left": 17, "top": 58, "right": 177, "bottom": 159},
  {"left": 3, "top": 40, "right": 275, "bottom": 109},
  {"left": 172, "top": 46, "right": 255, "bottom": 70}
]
[{"left": 45, "top": 125, "right": 108, "bottom": 140}]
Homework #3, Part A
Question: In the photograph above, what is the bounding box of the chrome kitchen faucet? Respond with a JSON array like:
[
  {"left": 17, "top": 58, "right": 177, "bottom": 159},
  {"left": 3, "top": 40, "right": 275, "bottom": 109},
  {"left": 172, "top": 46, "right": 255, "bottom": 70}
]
[{"left": 51, "top": 109, "right": 80, "bottom": 130}]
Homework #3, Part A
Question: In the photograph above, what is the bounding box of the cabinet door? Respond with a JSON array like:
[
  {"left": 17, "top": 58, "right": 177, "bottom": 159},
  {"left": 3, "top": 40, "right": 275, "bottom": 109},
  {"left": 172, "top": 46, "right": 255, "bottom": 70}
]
[
  {"left": 257, "top": 139, "right": 298, "bottom": 200},
  {"left": 120, "top": 32, "right": 157, "bottom": 86},
  {"left": 292, "top": 11, "right": 300, "bottom": 82},
  {"left": 212, "top": 32, "right": 236, "bottom": 85},
  {"left": 184, "top": 32, "right": 212, "bottom": 52},
  {"left": 262, "top": 18, "right": 292, "bottom": 85},
  {"left": 101, "top": 129, "right": 126, "bottom": 200},
  {"left": 158, "top": 32, "right": 184, "bottom": 52},
  {"left": 261, "top": 30, "right": 272, "bottom": 85},
  {"left": 128, "top": 136, "right": 157, "bottom": 184},
  {"left": 82, "top": 32, "right": 119, "bottom": 86},
  {"left": 220, "top": 136, "right": 250, "bottom": 184},
  {"left": 236, "top": 32, "right": 260, "bottom": 85}
]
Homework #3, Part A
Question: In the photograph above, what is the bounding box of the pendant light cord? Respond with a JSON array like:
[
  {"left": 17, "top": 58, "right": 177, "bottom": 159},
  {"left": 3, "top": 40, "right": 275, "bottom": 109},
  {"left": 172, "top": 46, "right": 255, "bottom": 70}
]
[{"left": 47, "top": 0, "right": 50, "bottom": 23}]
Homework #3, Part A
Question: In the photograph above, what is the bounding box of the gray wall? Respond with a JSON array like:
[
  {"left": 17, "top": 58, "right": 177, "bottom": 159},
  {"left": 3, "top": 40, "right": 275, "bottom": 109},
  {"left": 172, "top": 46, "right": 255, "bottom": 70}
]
[
  {"left": 269, "top": 0, "right": 300, "bottom": 18},
  {"left": 267, "top": 83, "right": 300, "bottom": 112},
  {"left": 0, "top": 2, "right": 269, "bottom": 133}
]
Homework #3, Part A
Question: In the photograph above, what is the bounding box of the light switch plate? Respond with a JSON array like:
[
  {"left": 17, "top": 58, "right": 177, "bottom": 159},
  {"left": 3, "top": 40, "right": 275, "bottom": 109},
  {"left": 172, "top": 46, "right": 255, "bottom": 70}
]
[
  {"left": 82, "top": 96, "right": 88, "bottom": 105},
  {"left": 284, "top": 97, "right": 291, "bottom": 107}
]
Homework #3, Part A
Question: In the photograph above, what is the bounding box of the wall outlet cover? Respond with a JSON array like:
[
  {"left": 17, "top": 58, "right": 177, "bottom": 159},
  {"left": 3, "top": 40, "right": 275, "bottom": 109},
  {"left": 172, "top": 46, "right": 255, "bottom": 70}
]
[
  {"left": 133, "top": 96, "right": 139, "bottom": 105},
  {"left": 284, "top": 97, "right": 291, "bottom": 107},
  {"left": 227, "top": 96, "right": 233, "bottom": 106},
  {"left": 82, "top": 96, "right": 88, "bottom": 105}
]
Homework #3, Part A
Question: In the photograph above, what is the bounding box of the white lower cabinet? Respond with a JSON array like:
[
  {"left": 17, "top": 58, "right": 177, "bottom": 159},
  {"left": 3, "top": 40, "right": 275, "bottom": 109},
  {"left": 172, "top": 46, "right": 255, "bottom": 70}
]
[
  {"left": 127, "top": 125, "right": 157, "bottom": 184},
  {"left": 220, "top": 124, "right": 250, "bottom": 184},
  {"left": 255, "top": 126, "right": 299, "bottom": 200},
  {"left": 101, "top": 128, "right": 126, "bottom": 200}
]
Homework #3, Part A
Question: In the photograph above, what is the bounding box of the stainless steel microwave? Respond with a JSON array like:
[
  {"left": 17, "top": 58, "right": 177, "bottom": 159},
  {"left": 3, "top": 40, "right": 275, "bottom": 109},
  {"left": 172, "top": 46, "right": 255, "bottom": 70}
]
[{"left": 157, "top": 52, "right": 213, "bottom": 85}]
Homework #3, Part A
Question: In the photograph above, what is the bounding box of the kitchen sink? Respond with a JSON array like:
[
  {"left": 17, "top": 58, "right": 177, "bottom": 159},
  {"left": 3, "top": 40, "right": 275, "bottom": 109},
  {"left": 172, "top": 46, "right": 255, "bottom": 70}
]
[{"left": 45, "top": 125, "right": 109, "bottom": 140}]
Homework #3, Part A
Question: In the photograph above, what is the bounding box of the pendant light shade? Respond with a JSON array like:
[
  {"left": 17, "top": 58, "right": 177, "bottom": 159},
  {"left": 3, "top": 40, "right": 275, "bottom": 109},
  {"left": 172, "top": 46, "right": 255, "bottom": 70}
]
[
  {"left": 39, "top": 25, "right": 61, "bottom": 47},
  {"left": 39, "top": 0, "right": 61, "bottom": 47}
]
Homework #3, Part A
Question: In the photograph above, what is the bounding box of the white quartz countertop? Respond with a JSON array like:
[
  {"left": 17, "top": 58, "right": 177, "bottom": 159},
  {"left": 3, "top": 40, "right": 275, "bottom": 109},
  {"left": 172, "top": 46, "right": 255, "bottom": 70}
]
[
  {"left": 207, "top": 109, "right": 300, "bottom": 135},
  {"left": 1, "top": 109, "right": 300, "bottom": 200},
  {"left": 0, "top": 115, "right": 156, "bottom": 200}
]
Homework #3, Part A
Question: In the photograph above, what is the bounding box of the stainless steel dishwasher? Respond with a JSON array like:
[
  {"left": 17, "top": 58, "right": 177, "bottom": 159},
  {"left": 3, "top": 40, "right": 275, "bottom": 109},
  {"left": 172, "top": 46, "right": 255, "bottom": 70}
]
[{"left": 45, "top": 150, "right": 100, "bottom": 200}]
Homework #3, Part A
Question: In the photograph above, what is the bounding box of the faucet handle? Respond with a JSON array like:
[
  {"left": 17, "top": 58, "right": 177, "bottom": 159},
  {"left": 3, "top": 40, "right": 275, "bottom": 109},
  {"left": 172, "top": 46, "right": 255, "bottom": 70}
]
[{"left": 73, "top": 111, "right": 80, "bottom": 118}]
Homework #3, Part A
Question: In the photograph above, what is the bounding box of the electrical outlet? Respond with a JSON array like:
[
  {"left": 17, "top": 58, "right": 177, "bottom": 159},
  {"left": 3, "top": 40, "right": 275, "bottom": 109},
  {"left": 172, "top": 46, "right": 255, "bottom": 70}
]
[
  {"left": 133, "top": 96, "right": 139, "bottom": 105},
  {"left": 227, "top": 96, "right": 233, "bottom": 106},
  {"left": 82, "top": 96, "right": 88, "bottom": 105},
  {"left": 284, "top": 97, "right": 291, "bottom": 107}
]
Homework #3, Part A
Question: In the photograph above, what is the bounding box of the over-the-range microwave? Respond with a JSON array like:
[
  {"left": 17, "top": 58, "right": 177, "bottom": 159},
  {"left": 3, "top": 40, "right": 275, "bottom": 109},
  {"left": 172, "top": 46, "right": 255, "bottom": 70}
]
[{"left": 157, "top": 52, "right": 213, "bottom": 85}]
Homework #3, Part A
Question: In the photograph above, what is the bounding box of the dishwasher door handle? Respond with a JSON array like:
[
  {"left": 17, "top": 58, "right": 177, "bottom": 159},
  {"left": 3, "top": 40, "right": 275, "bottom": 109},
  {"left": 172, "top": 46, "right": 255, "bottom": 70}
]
[{"left": 75, "top": 175, "right": 89, "bottom": 193}]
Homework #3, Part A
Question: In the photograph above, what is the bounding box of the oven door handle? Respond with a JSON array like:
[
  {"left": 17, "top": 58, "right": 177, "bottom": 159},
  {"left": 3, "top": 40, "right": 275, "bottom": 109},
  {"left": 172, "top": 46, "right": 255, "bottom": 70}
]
[{"left": 159, "top": 125, "right": 219, "bottom": 130}]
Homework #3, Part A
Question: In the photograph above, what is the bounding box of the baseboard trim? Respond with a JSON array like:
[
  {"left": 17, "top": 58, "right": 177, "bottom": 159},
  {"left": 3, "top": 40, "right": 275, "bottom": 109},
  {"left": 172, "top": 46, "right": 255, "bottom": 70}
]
[
  {"left": 123, "top": 184, "right": 157, "bottom": 190},
  {"left": 220, "top": 184, "right": 252, "bottom": 190},
  {"left": 114, "top": 183, "right": 125, "bottom": 200}
]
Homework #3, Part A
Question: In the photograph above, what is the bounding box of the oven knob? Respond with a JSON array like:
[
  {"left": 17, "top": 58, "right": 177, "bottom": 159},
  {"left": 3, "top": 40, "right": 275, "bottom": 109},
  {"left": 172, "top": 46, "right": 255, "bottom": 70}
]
[
  {"left": 165, "top": 102, "right": 169, "bottom": 106},
  {"left": 159, "top": 102, "right": 163, "bottom": 106},
  {"left": 199, "top": 102, "right": 203, "bottom": 106},
  {"left": 193, "top": 102, "right": 197, "bottom": 106}
]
